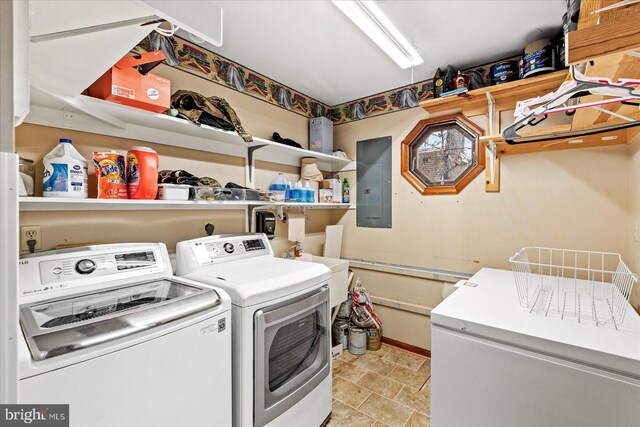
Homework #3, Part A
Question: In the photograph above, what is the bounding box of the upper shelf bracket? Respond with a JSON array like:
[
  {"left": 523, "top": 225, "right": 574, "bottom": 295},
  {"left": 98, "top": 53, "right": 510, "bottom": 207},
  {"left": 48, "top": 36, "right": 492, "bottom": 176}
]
[
  {"left": 486, "top": 92, "right": 496, "bottom": 135},
  {"left": 488, "top": 140, "right": 497, "bottom": 183},
  {"left": 485, "top": 92, "right": 500, "bottom": 192},
  {"left": 246, "top": 145, "right": 267, "bottom": 189}
]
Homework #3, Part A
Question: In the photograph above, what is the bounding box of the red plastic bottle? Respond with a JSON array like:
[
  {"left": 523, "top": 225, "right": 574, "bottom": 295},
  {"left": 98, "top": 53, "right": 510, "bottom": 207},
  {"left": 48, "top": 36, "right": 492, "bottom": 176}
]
[{"left": 126, "top": 146, "right": 158, "bottom": 199}]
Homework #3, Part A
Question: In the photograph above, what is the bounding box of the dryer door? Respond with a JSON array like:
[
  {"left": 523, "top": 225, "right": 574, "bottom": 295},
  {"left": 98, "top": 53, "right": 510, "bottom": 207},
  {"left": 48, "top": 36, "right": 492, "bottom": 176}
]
[{"left": 254, "top": 285, "right": 330, "bottom": 427}]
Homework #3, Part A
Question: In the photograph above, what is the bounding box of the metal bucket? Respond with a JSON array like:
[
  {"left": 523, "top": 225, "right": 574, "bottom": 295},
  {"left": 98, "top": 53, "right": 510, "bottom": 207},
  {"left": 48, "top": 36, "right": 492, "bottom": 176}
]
[
  {"left": 348, "top": 326, "right": 367, "bottom": 355},
  {"left": 332, "top": 320, "right": 349, "bottom": 349},
  {"left": 367, "top": 328, "right": 381, "bottom": 351}
]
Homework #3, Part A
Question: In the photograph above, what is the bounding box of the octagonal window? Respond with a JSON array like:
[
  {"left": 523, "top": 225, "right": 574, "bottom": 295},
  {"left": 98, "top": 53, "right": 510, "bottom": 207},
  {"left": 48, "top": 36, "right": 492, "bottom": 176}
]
[{"left": 401, "top": 114, "right": 485, "bottom": 195}]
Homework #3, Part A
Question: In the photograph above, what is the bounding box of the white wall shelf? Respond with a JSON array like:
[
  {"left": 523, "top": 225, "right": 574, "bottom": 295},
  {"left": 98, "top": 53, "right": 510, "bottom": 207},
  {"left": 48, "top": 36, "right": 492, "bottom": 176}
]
[
  {"left": 256, "top": 202, "right": 354, "bottom": 210},
  {"left": 26, "top": 91, "right": 355, "bottom": 173},
  {"left": 19, "top": 197, "right": 354, "bottom": 212}
]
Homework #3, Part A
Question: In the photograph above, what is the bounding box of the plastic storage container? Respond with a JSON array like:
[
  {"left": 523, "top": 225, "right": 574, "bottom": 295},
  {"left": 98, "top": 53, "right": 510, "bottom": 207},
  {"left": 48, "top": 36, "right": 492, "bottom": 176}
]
[
  {"left": 157, "top": 184, "right": 191, "bottom": 200},
  {"left": 42, "top": 138, "right": 88, "bottom": 198},
  {"left": 191, "top": 187, "right": 266, "bottom": 201},
  {"left": 309, "top": 117, "right": 333, "bottom": 155}
]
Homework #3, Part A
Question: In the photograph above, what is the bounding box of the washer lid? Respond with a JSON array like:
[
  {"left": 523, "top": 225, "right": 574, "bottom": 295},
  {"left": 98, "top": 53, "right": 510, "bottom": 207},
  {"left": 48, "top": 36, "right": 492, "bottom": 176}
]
[
  {"left": 431, "top": 268, "right": 640, "bottom": 378},
  {"left": 185, "top": 257, "right": 331, "bottom": 306},
  {"left": 20, "top": 279, "right": 221, "bottom": 361}
]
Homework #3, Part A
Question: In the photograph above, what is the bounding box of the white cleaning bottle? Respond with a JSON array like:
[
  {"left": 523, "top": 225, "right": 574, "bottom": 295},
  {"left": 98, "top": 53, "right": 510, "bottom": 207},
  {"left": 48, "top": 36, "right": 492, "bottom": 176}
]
[{"left": 43, "top": 138, "right": 88, "bottom": 198}]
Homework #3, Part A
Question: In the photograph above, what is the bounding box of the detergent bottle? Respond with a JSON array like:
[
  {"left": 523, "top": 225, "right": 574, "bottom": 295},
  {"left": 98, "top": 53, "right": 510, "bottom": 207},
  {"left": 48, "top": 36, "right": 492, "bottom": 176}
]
[
  {"left": 42, "top": 138, "right": 88, "bottom": 198},
  {"left": 127, "top": 147, "right": 159, "bottom": 199}
]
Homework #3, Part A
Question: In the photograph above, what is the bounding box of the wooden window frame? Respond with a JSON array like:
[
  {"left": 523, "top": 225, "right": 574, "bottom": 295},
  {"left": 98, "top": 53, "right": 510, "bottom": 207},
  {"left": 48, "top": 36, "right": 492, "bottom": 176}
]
[{"left": 401, "top": 113, "right": 485, "bottom": 195}]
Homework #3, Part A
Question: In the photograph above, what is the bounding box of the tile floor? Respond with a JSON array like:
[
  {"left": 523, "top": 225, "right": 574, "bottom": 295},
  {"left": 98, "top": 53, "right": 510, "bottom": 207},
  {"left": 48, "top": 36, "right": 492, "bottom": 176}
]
[{"left": 327, "top": 344, "right": 431, "bottom": 427}]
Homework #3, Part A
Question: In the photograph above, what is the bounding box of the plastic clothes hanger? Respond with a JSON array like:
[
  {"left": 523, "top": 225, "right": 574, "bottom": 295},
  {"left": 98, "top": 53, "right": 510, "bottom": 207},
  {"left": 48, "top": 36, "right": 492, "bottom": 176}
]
[{"left": 502, "top": 66, "right": 640, "bottom": 144}]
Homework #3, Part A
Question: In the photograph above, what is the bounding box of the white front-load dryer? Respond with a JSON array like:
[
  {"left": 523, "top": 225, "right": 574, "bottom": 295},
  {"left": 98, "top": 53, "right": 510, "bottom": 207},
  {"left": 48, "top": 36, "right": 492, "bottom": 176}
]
[{"left": 176, "top": 233, "right": 332, "bottom": 427}]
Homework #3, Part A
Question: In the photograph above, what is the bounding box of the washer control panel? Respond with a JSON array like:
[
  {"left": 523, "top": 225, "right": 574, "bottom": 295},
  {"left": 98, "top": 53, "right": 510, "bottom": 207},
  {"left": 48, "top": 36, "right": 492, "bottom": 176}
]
[
  {"left": 19, "top": 246, "right": 164, "bottom": 297},
  {"left": 190, "top": 235, "right": 269, "bottom": 266},
  {"left": 40, "top": 251, "right": 157, "bottom": 284}
]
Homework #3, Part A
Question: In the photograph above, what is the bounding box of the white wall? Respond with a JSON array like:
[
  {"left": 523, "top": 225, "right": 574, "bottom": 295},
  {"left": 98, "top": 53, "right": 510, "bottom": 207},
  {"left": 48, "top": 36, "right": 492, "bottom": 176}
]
[{"left": 333, "top": 107, "right": 634, "bottom": 350}]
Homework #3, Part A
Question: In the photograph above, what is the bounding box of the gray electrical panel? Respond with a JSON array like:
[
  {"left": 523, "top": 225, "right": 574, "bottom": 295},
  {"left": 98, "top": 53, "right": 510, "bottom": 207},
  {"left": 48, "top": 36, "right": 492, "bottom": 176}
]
[{"left": 356, "top": 136, "right": 392, "bottom": 228}]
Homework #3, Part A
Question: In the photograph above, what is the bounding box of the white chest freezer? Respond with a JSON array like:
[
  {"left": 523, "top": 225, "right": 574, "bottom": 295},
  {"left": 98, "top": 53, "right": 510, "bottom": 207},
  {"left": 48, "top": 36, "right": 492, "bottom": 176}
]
[{"left": 430, "top": 268, "right": 640, "bottom": 427}]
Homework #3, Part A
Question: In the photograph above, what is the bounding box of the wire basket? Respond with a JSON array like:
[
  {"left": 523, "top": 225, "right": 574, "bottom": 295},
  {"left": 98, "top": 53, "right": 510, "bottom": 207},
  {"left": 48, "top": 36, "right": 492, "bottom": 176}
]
[{"left": 509, "top": 247, "right": 637, "bottom": 329}]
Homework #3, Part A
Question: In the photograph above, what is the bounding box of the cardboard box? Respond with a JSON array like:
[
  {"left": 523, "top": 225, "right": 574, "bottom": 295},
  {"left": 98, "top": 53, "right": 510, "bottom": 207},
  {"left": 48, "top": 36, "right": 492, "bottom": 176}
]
[
  {"left": 319, "top": 188, "right": 333, "bottom": 203},
  {"left": 319, "top": 179, "right": 343, "bottom": 203},
  {"left": 88, "top": 51, "right": 170, "bottom": 113},
  {"left": 309, "top": 117, "right": 333, "bottom": 155},
  {"left": 331, "top": 343, "right": 342, "bottom": 360}
]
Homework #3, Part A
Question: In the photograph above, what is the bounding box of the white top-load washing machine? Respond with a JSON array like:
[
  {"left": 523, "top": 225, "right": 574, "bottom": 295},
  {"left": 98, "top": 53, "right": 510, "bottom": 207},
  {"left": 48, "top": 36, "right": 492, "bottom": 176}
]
[
  {"left": 176, "top": 233, "right": 332, "bottom": 427},
  {"left": 18, "top": 243, "right": 232, "bottom": 427}
]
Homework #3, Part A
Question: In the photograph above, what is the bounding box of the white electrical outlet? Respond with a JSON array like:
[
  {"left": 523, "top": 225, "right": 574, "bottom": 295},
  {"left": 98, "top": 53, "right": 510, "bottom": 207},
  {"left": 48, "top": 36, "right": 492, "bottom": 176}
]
[{"left": 20, "top": 225, "right": 42, "bottom": 252}]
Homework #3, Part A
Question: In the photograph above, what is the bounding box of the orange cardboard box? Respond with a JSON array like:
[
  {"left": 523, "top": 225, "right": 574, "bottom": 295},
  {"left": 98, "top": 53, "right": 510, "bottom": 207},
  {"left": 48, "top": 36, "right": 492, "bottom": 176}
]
[{"left": 88, "top": 51, "right": 170, "bottom": 113}]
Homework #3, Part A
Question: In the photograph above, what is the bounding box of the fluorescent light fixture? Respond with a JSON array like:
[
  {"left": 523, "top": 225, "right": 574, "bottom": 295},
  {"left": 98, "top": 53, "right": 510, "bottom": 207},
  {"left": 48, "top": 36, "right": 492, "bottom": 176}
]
[{"left": 332, "top": 0, "right": 423, "bottom": 69}]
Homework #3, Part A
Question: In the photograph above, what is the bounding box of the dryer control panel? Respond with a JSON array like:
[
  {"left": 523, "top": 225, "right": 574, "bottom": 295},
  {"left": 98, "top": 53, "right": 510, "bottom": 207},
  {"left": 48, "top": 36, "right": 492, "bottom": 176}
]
[{"left": 181, "top": 234, "right": 272, "bottom": 268}]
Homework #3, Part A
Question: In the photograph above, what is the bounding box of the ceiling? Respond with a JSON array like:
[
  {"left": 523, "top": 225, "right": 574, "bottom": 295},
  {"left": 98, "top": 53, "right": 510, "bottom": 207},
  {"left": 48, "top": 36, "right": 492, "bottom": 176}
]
[{"left": 180, "top": 0, "right": 566, "bottom": 105}]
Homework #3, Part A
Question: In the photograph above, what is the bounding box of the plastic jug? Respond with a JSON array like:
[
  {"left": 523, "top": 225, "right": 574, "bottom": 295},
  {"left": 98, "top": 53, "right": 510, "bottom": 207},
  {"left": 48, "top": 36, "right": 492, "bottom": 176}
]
[
  {"left": 42, "top": 138, "right": 88, "bottom": 198},
  {"left": 269, "top": 173, "right": 289, "bottom": 202},
  {"left": 292, "top": 181, "right": 303, "bottom": 202},
  {"left": 127, "top": 147, "right": 159, "bottom": 199},
  {"left": 304, "top": 181, "right": 314, "bottom": 203}
]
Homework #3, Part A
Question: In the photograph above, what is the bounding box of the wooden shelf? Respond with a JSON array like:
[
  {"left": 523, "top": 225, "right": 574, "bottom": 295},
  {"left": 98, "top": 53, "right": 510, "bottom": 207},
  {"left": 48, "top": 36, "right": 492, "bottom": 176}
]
[
  {"left": 419, "top": 70, "right": 568, "bottom": 117},
  {"left": 26, "top": 90, "right": 355, "bottom": 173},
  {"left": 566, "top": 0, "right": 640, "bottom": 66},
  {"left": 481, "top": 125, "right": 636, "bottom": 155},
  {"left": 19, "top": 197, "right": 354, "bottom": 212}
]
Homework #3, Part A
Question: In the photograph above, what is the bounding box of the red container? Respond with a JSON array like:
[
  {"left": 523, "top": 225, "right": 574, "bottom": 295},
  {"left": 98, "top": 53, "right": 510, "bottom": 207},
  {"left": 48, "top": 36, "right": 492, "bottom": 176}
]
[{"left": 126, "top": 147, "right": 158, "bottom": 199}]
